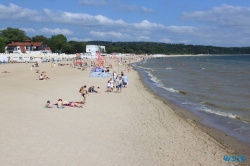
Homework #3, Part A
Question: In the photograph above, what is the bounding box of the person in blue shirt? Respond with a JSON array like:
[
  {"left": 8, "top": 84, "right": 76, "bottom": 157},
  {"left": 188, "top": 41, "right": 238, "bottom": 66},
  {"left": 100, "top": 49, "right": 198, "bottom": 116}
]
[{"left": 121, "top": 74, "right": 128, "bottom": 87}]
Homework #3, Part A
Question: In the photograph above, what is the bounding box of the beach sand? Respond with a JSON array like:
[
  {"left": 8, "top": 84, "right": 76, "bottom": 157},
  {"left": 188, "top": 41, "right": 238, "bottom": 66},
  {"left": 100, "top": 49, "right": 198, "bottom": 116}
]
[{"left": 0, "top": 60, "right": 245, "bottom": 165}]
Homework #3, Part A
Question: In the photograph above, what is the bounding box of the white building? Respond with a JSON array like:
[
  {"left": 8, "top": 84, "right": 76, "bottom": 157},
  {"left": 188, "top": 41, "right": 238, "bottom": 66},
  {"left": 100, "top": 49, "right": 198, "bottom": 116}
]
[
  {"left": 5, "top": 40, "right": 52, "bottom": 55},
  {"left": 86, "top": 45, "right": 106, "bottom": 58}
]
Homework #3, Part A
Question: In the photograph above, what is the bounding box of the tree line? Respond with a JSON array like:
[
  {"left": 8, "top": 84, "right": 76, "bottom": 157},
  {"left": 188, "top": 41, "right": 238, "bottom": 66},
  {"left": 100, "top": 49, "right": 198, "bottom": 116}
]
[
  {"left": 1, "top": 27, "right": 250, "bottom": 55},
  {"left": 0, "top": 27, "right": 86, "bottom": 54}
]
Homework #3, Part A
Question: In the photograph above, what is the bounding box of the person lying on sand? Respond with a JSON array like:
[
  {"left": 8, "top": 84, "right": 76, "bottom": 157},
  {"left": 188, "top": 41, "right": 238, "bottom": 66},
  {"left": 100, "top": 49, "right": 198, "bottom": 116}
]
[
  {"left": 43, "top": 75, "right": 50, "bottom": 80},
  {"left": 36, "top": 70, "right": 40, "bottom": 73},
  {"left": 68, "top": 102, "right": 84, "bottom": 108},
  {"left": 44, "top": 100, "right": 53, "bottom": 108},
  {"left": 42, "top": 71, "right": 46, "bottom": 74},
  {"left": 2, "top": 71, "right": 10, "bottom": 73},
  {"left": 36, "top": 74, "right": 44, "bottom": 80}
]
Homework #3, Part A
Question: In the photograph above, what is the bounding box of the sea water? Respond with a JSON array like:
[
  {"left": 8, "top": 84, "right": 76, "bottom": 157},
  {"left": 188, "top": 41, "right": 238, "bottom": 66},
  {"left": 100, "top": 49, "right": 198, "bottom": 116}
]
[{"left": 133, "top": 55, "right": 250, "bottom": 145}]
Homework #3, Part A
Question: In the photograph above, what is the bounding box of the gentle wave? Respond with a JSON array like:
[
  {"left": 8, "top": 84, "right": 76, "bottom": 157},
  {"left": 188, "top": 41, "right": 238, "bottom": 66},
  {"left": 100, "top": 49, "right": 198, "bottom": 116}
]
[
  {"left": 181, "top": 102, "right": 249, "bottom": 123},
  {"left": 137, "top": 66, "right": 156, "bottom": 72},
  {"left": 202, "top": 108, "right": 250, "bottom": 124},
  {"left": 234, "top": 127, "right": 250, "bottom": 136},
  {"left": 162, "top": 87, "right": 179, "bottom": 93},
  {"left": 146, "top": 71, "right": 161, "bottom": 84},
  {"left": 166, "top": 67, "right": 172, "bottom": 70},
  {"left": 203, "top": 108, "right": 238, "bottom": 119},
  {"left": 200, "top": 101, "right": 217, "bottom": 107},
  {"left": 145, "top": 71, "right": 179, "bottom": 93}
]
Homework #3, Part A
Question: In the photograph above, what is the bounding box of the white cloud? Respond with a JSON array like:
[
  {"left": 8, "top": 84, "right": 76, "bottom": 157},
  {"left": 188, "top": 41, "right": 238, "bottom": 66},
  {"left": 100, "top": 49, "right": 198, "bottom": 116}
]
[
  {"left": 79, "top": 0, "right": 107, "bottom": 6},
  {"left": 90, "top": 30, "right": 130, "bottom": 38},
  {"left": 137, "top": 36, "right": 150, "bottom": 41},
  {"left": 134, "top": 20, "right": 165, "bottom": 30},
  {"left": 166, "top": 26, "right": 196, "bottom": 34},
  {"left": 1, "top": 3, "right": 250, "bottom": 46},
  {"left": 142, "top": 6, "right": 154, "bottom": 13},
  {"left": 182, "top": 4, "right": 250, "bottom": 26},
  {"left": 39, "top": 28, "right": 73, "bottom": 35},
  {"left": 160, "top": 38, "right": 171, "bottom": 43},
  {"left": 20, "top": 28, "right": 36, "bottom": 33},
  {"left": 69, "top": 37, "right": 91, "bottom": 41},
  {"left": 0, "top": 3, "right": 42, "bottom": 21}
]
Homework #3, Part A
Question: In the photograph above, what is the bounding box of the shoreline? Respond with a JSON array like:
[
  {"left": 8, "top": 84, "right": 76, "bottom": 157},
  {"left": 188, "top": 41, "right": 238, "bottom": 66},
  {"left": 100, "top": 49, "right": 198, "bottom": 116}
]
[
  {"left": 0, "top": 60, "right": 248, "bottom": 165},
  {"left": 133, "top": 61, "right": 250, "bottom": 165}
]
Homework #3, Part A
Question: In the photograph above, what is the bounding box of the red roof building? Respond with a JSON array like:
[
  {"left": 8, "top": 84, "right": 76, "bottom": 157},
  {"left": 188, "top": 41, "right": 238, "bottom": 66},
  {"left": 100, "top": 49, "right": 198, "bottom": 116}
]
[{"left": 6, "top": 40, "right": 51, "bottom": 54}]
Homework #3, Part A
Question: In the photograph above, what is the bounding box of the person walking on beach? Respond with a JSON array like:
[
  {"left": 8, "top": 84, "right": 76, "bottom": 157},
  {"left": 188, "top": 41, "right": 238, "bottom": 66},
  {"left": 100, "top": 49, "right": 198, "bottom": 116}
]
[
  {"left": 127, "top": 65, "right": 130, "bottom": 72},
  {"left": 109, "top": 78, "right": 114, "bottom": 92},
  {"left": 79, "top": 85, "right": 89, "bottom": 104},
  {"left": 122, "top": 74, "right": 128, "bottom": 87},
  {"left": 113, "top": 71, "right": 117, "bottom": 82},
  {"left": 117, "top": 77, "right": 123, "bottom": 93},
  {"left": 106, "top": 80, "right": 111, "bottom": 92}
]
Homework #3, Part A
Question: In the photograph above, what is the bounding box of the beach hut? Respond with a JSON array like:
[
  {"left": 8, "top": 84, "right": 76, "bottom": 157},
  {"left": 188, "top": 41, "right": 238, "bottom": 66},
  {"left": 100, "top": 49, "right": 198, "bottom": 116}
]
[{"left": 0, "top": 54, "right": 8, "bottom": 62}]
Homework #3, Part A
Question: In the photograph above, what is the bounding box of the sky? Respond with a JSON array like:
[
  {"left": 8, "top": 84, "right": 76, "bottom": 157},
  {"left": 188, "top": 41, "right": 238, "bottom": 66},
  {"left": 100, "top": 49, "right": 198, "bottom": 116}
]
[{"left": 0, "top": 0, "right": 250, "bottom": 47}]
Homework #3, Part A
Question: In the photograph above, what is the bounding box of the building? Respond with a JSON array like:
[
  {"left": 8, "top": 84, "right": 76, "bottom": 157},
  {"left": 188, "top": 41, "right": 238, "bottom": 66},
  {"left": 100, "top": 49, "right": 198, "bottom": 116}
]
[
  {"left": 5, "top": 40, "right": 51, "bottom": 54},
  {"left": 86, "top": 45, "right": 106, "bottom": 58}
]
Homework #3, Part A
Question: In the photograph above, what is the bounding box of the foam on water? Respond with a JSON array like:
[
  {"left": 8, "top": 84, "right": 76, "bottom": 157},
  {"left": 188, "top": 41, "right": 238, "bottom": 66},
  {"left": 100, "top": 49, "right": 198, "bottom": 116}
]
[
  {"left": 162, "top": 87, "right": 179, "bottom": 93},
  {"left": 146, "top": 71, "right": 161, "bottom": 84},
  {"left": 134, "top": 55, "right": 250, "bottom": 145},
  {"left": 202, "top": 108, "right": 237, "bottom": 119},
  {"left": 146, "top": 71, "right": 179, "bottom": 93}
]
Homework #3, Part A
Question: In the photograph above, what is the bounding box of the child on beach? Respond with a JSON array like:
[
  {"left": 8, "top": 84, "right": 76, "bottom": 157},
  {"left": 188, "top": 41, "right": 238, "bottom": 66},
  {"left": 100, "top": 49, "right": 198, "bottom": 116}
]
[
  {"left": 106, "top": 80, "right": 111, "bottom": 92},
  {"left": 44, "top": 100, "right": 53, "bottom": 108},
  {"left": 109, "top": 78, "right": 114, "bottom": 92},
  {"left": 97, "top": 87, "right": 101, "bottom": 93}
]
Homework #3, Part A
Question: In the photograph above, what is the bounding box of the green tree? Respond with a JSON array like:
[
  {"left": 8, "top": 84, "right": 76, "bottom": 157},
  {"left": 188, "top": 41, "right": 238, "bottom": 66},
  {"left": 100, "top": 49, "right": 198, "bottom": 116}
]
[
  {"left": 31, "top": 35, "right": 49, "bottom": 45},
  {"left": 0, "top": 36, "right": 8, "bottom": 53},
  {"left": 49, "top": 34, "right": 67, "bottom": 52},
  {"left": 69, "top": 41, "right": 86, "bottom": 53},
  {"left": 0, "top": 27, "right": 30, "bottom": 43},
  {"left": 61, "top": 43, "right": 73, "bottom": 54}
]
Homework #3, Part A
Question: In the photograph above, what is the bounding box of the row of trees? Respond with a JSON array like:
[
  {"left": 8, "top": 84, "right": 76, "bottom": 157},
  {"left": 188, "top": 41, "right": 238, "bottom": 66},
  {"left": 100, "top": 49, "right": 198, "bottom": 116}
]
[
  {"left": 0, "top": 27, "right": 86, "bottom": 54},
  {"left": 88, "top": 41, "right": 250, "bottom": 55},
  {"left": 1, "top": 27, "right": 250, "bottom": 54}
]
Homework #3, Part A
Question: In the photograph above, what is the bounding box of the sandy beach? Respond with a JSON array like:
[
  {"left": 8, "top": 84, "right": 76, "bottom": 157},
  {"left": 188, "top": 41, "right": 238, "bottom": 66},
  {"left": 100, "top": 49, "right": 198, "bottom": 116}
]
[{"left": 0, "top": 60, "right": 247, "bottom": 165}]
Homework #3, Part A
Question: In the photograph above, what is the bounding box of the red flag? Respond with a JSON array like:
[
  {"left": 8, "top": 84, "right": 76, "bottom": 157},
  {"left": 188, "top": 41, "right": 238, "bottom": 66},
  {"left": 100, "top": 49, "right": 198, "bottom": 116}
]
[{"left": 97, "top": 52, "right": 101, "bottom": 66}]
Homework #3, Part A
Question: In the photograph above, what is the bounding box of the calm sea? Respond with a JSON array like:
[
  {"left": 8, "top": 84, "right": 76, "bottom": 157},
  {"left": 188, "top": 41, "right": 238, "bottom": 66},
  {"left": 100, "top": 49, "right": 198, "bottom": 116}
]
[{"left": 132, "top": 55, "right": 250, "bottom": 145}]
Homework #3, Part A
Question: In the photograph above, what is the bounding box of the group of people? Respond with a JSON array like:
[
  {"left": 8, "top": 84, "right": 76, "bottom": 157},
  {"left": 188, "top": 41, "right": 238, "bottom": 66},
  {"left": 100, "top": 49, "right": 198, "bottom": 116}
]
[
  {"left": 44, "top": 99, "right": 84, "bottom": 108},
  {"left": 43, "top": 57, "right": 133, "bottom": 109},
  {"left": 106, "top": 71, "right": 128, "bottom": 93},
  {"left": 36, "top": 71, "right": 50, "bottom": 80},
  {"left": 78, "top": 85, "right": 101, "bottom": 104}
]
